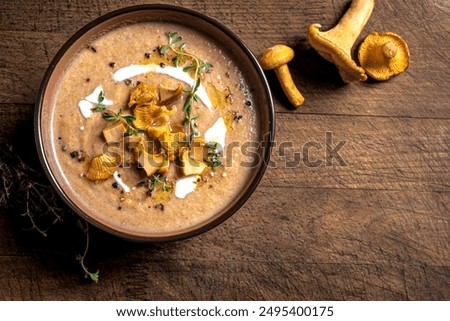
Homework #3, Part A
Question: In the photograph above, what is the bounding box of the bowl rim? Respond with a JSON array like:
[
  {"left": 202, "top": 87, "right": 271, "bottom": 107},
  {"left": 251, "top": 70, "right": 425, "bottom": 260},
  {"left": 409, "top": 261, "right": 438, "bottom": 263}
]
[{"left": 34, "top": 4, "right": 275, "bottom": 242}]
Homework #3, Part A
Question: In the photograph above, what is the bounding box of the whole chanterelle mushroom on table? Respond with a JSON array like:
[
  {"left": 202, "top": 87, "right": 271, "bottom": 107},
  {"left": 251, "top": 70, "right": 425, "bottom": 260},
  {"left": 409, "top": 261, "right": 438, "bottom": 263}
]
[
  {"left": 259, "top": 44, "right": 305, "bottom": 108},
  {"left": 308, "top": 0, "right": 375, "bottom": 83}
]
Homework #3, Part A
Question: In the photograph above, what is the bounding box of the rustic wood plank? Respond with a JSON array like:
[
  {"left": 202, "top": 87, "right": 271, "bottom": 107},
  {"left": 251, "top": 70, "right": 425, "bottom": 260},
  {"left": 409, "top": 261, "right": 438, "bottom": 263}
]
[
  {"left": 264, "top": 113, "right": 450, "bottom": 192},
  {"left": 0, "top": 104, "right": 34, "bottom": 144},
  {"left": 1, "top": 254, "right": 448, "bottom": 300},
  {"left": 0, "top": 31, "right": 66, "bottom": 104}
]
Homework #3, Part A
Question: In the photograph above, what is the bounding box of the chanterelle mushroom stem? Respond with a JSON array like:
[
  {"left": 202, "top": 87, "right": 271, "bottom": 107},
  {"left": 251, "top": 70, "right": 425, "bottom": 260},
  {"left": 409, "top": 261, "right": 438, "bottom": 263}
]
[
  {"left": 326, "top": 0, "right": 374, "bottom": 54},
  {"left": 381, "top": 42, "right": 397, "bottom": 60},
  {"left": 274, "top": 64, "right": 305, "bottom": 108},
  {"left": 308, "top": 0, "right": 375, "bottom": 83}
]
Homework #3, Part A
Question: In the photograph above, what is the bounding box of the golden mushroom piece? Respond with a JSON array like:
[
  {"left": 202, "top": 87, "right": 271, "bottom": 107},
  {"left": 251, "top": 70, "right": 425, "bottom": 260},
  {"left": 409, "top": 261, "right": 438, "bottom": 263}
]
[
  {"left": 308, "top": 0, "right": 374, "bottom": 83},
  {"left": 358, "top": 31, "right": 410, "bottom": 81},
  {"left": 259, "top": 44, "right": 305, "bottom": 108},
  {"left": 128, "top": 82, "right": 158, "bottom": 107},
  {"left": 179, "top": 149, "right": 208, "bottom": 176},
  {"left": 85, "top": 153, "right": 121, "bottom": 180}
]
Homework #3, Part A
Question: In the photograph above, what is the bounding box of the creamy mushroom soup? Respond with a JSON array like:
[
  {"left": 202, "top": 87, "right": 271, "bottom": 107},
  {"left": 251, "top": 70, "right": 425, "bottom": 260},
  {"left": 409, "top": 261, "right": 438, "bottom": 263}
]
[{"left": 51, "top": 22, "right": 259, "bottom": 233}]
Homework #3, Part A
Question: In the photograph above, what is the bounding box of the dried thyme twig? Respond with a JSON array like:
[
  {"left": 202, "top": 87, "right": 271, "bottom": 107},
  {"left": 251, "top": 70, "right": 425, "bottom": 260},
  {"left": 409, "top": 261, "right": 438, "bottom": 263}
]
[
  {"left": 0, "top": 144, "right": 64, "bottom": 235},
  {"left": 0, "top": 144, "right": 99, "bottom": 282},
  {"left": 76, "top": 220, "right": 99, "bottom": 283}
]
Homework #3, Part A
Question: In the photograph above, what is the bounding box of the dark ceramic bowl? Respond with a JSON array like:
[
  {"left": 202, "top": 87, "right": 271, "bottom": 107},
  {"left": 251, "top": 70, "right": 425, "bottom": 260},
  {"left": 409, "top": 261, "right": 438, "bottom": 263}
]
[{"left": 35, "top": 5, "right": 274, "bottom": 242}]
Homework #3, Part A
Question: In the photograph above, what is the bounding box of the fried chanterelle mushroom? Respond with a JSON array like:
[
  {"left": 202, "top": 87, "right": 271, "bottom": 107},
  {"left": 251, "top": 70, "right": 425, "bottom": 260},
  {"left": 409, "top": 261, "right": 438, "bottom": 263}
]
[
  {"left": 358, "top": 31, "right": 410, "bottom": 81},
  {"left": 86, "top": 153, "right": 121, "bottom": 180}
]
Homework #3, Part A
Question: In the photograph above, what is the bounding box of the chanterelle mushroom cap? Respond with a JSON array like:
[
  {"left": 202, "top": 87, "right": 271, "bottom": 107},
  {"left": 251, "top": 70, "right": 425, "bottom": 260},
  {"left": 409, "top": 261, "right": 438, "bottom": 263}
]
[
  {"left": 259, "top": 44, "right": 294, "bottom": 70},
  {"left": 358, "top": 31, "right": 410, "bottom": 81}
]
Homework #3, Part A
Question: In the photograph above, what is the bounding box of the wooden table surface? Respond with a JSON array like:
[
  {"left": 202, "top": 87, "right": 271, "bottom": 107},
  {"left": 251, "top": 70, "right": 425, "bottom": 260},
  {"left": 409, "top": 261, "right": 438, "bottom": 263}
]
[{"left": 1, "top": 0, "right": 449, "bottom": 300}]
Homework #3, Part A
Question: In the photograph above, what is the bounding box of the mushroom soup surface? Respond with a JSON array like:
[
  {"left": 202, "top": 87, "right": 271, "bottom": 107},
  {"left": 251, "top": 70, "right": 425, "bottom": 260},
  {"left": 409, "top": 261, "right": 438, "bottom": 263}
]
[{"left": 51, "top": 22, "right": 259, "bottom": 233}]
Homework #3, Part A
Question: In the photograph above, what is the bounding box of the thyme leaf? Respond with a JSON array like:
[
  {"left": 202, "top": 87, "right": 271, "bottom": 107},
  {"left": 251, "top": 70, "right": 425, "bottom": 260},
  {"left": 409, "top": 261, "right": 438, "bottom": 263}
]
[
  {"left": 102, "top": 111, "right": 119, "bottom": 122},
  {"left": 91, "top": 91, "right": 106, "bottom": 111},
  {"left": 121, "top": 115, "right": 136, "bottom": 125}
]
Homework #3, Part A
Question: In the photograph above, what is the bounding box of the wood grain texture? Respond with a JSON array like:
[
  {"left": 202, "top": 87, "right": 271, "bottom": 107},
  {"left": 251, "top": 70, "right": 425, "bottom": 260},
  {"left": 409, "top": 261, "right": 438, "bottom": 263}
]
[
  {"left": 265, "top": 114, "right": 450, "bottom": 192},
  {"left": 0, "top": 0, "right": 449, "bottom": 300}
]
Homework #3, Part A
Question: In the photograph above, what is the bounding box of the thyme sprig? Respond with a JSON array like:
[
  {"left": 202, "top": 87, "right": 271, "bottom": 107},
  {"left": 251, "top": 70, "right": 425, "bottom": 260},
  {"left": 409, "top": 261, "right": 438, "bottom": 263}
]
[
  {"left": 205, "top": 142, "right": 222, "bottom": 169},
  {"left": 91, "top": 91, "right": 106, "bottom": 111},
  {"left": 159, "top": 32, "right": 213, "bottom": 145},
  {"left": 102, "top": 108, "right": 135, "bottom": 124},
  {"left": 101, "top": 108, "right": 145, "bottom": 137},
  {"left": 91, "top": 93, "right": 145, "bottom": 137},
  {"left": 149, "top": 174, "right": 172, "bottom": 193}
]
